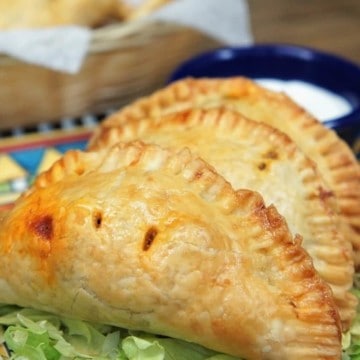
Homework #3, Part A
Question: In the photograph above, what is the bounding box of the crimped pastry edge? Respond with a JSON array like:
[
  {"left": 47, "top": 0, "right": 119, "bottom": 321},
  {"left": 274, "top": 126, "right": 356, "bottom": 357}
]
[
  {"left": 1, "top": 141, "right": 341, "bottom": 359},
  {"left": 90, "top": 107, "right": 357, "bottom": 330},
  {"left": 88, "top": 77, "right": 360, "bottom": 269}
]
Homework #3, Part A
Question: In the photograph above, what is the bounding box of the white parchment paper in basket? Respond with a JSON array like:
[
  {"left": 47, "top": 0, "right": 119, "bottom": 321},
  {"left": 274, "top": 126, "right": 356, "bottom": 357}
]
[{"left": 0, "top": 0, "right": 253, "bottom": 74}]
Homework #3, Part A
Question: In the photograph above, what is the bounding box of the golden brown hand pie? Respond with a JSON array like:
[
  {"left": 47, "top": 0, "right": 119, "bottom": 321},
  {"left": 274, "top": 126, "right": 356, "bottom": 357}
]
[
  {"left": 90, "top": 107, "right": 357, "bottom": 330},
  {"left": 0, "top": 0, "right": 121, "bottom": 29},
  {"left": 89, "top": 77, "right": 360, "bottom": 267},
  {"left": 0, "top": 142, "right": 341, "bottom": 359}
]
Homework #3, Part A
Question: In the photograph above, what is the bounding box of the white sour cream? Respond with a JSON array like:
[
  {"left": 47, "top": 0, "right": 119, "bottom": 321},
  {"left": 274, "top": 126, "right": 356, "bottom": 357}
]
[{"left": 256, "top": 79, "right": 352, "bottom": 122}]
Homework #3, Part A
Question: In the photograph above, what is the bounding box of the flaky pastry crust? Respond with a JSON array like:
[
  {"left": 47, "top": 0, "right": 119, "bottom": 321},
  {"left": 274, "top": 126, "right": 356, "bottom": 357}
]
[
  {"left": 0, "top": 142, "right": 341, "bottom": 359},
  {"left": 89, "top": 107, "right": 357, "bottom": 330},
  {"left": 88, "top": 77, "right": 360, "bottom": 268}
]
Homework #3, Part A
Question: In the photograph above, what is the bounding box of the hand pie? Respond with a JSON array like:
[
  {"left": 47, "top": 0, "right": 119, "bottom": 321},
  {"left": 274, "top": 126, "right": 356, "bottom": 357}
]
[
  {"left": 0, "top": 142, "right": 341, "bottom": 359},
  {"left": 89, "top": 107, "right": 357, "bottom": 330},
  {"left": 88, "top": 77, "right": 360, "bottom": 267},
  {"left": 0, "top": 0, "right": 121, "bottom": 29}
]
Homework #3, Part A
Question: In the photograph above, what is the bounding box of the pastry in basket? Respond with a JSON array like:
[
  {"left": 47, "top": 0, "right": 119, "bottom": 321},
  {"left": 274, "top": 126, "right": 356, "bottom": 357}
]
[
  {"left": 119, "top": 0, "right": 172, "bottom": 20},
  {"left": 88, "top": 107, "right": 357, "bottom": 331},
  {"left": 0, "top": 141, "right": 342, "bottom": 359},
  {"left": 88, "top": 77, "right": 360, "bottom": 268},
  {"left": 0, "top": 0, "right": 123, "bottom": 29}
]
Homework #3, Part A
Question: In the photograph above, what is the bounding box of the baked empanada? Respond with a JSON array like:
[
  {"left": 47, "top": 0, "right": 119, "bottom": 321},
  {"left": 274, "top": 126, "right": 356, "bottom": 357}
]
[
  {"left": 89, "top": 77, "right": 360, "bottom": 267},
  {"left": 0, "top": 0, "right": 121, "bottom": 29},
  {"left": 89, "top": 107, "right": 357, "bottom": 330},
  {"left": 0, "top": 142, "right": 341, "bottom": 359}
]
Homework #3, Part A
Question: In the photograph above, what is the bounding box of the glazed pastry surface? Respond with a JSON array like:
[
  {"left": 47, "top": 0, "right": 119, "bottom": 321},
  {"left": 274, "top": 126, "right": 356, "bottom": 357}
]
[
  {"left": 89, "top": 77, "right": 360, "bottom": 267},
  {"left": 90, "top": 108, "right": 357, "bottom": 330},
  {"left": 0, "top": 142, "right": 341, "bottom": 359}
]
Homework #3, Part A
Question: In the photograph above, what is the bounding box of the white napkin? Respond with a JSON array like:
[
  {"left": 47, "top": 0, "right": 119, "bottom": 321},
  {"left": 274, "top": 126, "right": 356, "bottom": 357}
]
[
  {"left": 0, "top": 26, "right": 91, "bottom": 74},
  {"left": 148, "top": 0, "right": 253, "bottom": 46},
  {"left": 0, "top": 0, "right": 252, "bottom": 74}
]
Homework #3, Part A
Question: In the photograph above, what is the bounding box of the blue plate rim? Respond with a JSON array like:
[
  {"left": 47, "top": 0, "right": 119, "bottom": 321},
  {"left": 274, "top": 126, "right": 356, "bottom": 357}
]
[{"left": 169, "top": 43, "right": 360, "bottom": 129}]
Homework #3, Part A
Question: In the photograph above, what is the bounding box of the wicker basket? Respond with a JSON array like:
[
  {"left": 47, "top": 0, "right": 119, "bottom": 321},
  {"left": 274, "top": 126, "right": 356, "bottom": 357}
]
[{"left": 0, "top": 21, "right": 220, "bottom": 129}]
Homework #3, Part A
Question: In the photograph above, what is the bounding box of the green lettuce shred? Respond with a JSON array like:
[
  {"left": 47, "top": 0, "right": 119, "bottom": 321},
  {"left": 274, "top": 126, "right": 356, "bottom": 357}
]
[
  {"left": 2, "top": 278, "right": 360, "bottom": 360},
  {"left": 342, "top": 276, "right": 360, "bottom": 360},
  {"left": 0, "top": 306, "right": 240, "bottom": 360}
]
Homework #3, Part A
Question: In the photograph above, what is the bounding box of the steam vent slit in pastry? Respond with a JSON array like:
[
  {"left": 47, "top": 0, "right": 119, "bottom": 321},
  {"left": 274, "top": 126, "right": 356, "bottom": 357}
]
[
  {"left": 88, "top": 77, "right": 360, "bottom": 269},
  {"left": 0, "top": 142, "right": 341, "bottom": 359},
  {"left": 88, "top": 107, "right": 357, "bottom": 331}
]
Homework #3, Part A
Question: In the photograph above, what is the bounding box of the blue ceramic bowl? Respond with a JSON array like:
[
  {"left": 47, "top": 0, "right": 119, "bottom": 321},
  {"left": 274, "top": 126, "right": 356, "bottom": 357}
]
[{"left": 169, "top": 44, "right": 360, "bottom": 154}]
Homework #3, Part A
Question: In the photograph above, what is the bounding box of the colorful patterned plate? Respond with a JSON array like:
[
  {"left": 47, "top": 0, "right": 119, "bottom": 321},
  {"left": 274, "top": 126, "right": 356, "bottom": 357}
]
[{"left": 0, "top": 126, "right": 92, "bottom": 211}]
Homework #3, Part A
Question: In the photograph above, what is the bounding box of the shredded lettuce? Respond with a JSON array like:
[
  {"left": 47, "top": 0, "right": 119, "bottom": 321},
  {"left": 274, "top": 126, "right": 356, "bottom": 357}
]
[
  {"left": 2, "top": 286, "right": 360, "bottom": 360},
  {"left": 0, "top": 306, "right": 240, "bottom": 360},
  {"left": 6, "top": 276, "right": 360, "bottom": 360},
  {"left": 342, "top": 276, "right": 360, "bottom": 360}
]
